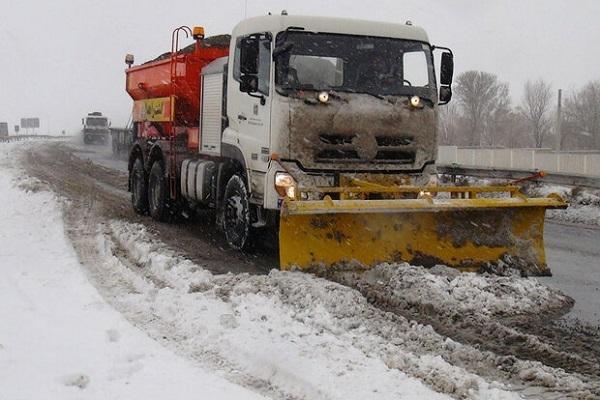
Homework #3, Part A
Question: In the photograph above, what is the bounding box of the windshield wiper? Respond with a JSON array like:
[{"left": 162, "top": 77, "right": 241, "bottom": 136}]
[{"left": 336, "top": 88, "right": 385, "bottom": 100}]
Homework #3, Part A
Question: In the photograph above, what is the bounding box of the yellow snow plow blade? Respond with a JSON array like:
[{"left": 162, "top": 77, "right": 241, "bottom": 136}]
[{"left": 279, "top": 186, "right": 566, "bottom": 276}]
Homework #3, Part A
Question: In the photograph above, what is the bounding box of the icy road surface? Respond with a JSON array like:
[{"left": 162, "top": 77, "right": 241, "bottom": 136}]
[
  {"left": 2, "top": 139, "right": 600, "bottom": 399},
  {"left": 541, "top": 222, "right": 600, "bottom": 325}
]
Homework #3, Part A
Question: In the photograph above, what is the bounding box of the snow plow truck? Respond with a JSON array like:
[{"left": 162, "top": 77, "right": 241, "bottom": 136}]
[
  {"left": 82, "top": 112, "right": 110, "bottom": 144},
  {"left": 124, "top": 14, "right": 566, "bottom": 275}
]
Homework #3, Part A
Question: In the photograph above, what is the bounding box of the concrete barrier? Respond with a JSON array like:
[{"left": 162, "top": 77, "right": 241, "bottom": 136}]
[
  {"left": 588, "top": 155, "right": 600, "bottom": 175},
  {"left": 438, "top": 146, "right": 600, "bottom": 177}
]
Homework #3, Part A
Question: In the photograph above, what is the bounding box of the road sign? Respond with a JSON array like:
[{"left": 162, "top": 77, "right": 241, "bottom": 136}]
[
  {"left": 20, "top": 118, "right": 40, "bottom": 129},
  {"left": 0, "top": 122, "right": 8, "bottom": 136}
]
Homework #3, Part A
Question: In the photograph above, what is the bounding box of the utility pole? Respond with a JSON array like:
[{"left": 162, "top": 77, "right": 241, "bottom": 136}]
[{"left": 555, "top": 89, "right": 562, "bottom": 151}]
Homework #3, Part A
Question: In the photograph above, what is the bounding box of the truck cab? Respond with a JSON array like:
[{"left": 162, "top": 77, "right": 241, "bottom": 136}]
[
  {"left": 82, "top": 112, "right": 110, "bottom": 144},
  {"left": 217, "top": 15, "right": 453, "bottom": 211}
]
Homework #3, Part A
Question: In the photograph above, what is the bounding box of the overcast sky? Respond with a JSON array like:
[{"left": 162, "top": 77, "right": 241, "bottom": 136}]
[{"left": 1, "top": 0, "right": 599, "bottom": 134}]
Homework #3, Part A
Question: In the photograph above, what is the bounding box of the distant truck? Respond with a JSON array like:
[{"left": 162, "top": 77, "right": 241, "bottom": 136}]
[{"left": 82, "top": 112, "right": 110, "bottom": 144}]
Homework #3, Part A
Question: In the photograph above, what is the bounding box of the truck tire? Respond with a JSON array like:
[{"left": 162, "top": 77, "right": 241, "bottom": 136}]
[
  {"left": 148, "top": 160, "right": 169, "bottom": 222},
  {"left": 131, "top": 157, "right": 148, "bottom": 214},
  {"left": 223, "top": 175, "right": 251, "bottom": 250}
]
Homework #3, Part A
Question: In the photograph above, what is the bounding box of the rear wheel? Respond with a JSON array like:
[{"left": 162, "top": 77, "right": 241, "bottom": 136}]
[
  {"left": 131, "top": 157, "right": 148, "bottom": 214},
  {"left": 223, "top": 175, "right": 251, "bottom": 250},
  {"left": 148, "top": 160, "right": 169, "bottom": 222}
]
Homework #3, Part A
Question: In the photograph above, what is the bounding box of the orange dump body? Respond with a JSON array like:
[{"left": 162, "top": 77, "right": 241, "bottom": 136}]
[{"left": 125, "top": 43, "right": 229, "bottom": 129}]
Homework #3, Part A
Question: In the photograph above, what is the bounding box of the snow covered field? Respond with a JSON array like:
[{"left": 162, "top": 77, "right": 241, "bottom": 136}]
[{"left": 2, "top": 141, "right": 600, "bottom": 399}]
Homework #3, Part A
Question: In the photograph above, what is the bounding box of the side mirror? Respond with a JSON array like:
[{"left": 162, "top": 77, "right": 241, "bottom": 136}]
[
  {"left": 440, "top": 52, "right": 454, "bottom": 86},
  {"left": 240, "top": 37, "right": 259, "bottom": 75},
  {"left": 82, "top": 118, "right": 84, "bottom": 125},
  {"left": 240, "top": 74, "right": 258, "bottom": 93},
  {"left": 439, "top": 85, "right": 452, "bottom": 104}
]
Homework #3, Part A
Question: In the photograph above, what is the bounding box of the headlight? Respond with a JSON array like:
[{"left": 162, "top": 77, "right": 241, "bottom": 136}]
[
  {"left": 418, "top": 190, "right": 432, "bottom": 199},
  {"left": 410, "top": 95, "right": 422, "bottom": 108},
  {"left": 318, "top": 91, "right": 329, "bottom": 103},
  {"left": 275, "top": 172, "right": 297, "bottom": 199}
]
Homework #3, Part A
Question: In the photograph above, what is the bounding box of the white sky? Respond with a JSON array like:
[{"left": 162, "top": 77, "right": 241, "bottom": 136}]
[{"left": 1, "top": 0, "right": 599, "bottom": 134}]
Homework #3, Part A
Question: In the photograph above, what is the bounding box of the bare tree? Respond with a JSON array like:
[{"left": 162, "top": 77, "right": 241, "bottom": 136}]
[
  {"left": 484, "top": 96, "right": 512, "bottom": 147},
  {"left": 563, "top": 80, "right": 600, "bottom": 150},
  {"left": 455, "top": 71, "right": 511, "bottom": 147},
  {"left": 518, "top": 79, "right": 553, "bottom": 148},
  {"left": 438, "top": 102, "right": 461, "bottom": 145},
  {"left": 490, "top": 110, "right": 529, "bottom": 148}
]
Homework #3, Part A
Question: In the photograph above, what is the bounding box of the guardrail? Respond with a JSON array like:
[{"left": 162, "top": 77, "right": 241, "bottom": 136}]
[
  {"left": 438, "top": 164, "right": 600, "bottom": 189},
  {"left": 0, "top": 135, "right": 64, "bottom": 143},
  {"left": 438, "top": 146, "right": 600, "bottom": 178}
]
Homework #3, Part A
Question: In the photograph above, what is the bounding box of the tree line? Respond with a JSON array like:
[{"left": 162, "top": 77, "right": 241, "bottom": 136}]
[{"left": 439, "top": 71, "right": 600, "bottom": 151}]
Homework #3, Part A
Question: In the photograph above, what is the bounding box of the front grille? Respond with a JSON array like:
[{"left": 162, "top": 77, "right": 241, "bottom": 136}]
[
  {"left": 319, "top": 134, "right": 355, "bottom": 145},
  {"left": 376, "top": 136, "right": 414, "bottom": 146},
  {"left": 315, "top": 133, "right": 415, "bottom": 164},
  {"left": 316, "top": 149, "right": 360, "bottom": 160},
  {"left": 374, "top": 150, "right": 415, "bottom": 163}
]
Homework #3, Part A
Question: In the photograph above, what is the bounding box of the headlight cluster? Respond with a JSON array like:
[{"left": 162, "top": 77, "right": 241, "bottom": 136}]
[{"left": 275, "top": 172, "right": 297, "bottom": 199}]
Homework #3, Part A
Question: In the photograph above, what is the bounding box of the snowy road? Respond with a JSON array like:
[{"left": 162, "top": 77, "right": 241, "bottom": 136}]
[
  {"left": 3, "top": 139, "right": 600, "bottom": 399},
  {"left": 542, "top": 222, "right": 600, "bottom": 325}
]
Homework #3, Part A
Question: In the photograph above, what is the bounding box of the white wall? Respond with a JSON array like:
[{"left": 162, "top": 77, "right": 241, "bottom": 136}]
[{"left": 438, "top": 146, "right": 600, "bottom": 177}]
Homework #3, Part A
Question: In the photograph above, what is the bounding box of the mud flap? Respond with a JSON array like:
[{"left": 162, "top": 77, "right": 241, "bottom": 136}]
[{"left": 279, "top": 196, "right": 566, "bottom": 276}]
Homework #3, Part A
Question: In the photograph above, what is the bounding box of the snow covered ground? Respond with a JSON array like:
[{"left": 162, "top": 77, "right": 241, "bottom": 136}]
[
  {"left": 2, "top": 141, "right": 599, "bottom": 399},
  {"left": 0, "top": 142, "right": 267, "bottom": 400}
]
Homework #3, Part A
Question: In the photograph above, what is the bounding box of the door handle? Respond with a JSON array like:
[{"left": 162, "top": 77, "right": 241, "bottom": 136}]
[{"left": 237, "top": 114, "right": 247, "bottom": 121}]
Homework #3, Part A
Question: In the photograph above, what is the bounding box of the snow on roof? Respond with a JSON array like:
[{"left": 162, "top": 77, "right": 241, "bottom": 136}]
[{"left": 232, "top": 14, "right": 429, "bottom": 43}]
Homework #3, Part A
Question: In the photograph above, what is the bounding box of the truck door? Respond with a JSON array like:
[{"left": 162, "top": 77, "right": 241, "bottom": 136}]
[{"left": 226, "top": 33, "right": 272, "bottom": 175}]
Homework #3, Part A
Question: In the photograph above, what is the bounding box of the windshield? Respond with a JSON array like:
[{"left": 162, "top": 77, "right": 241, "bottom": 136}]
[
  {"left": 86, "top": 118, "right": 108, "bottom": 127},
  {"left": 275, "top": 31, "right": 436, "bottom": 99}
]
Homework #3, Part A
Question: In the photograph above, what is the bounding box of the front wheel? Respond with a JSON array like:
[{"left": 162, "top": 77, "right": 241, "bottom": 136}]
[
  {"left": 148, "top": 161, "right": 170, "bottom": 222},
  {"left": 223, "top": 175, "right": 251, "bottom": 250},
  {"left": 131, "top": 157, "right": 148, "bottom": 214}
]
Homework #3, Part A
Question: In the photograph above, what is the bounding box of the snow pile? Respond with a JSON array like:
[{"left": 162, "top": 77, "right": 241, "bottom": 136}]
[
  {"left": 101, "top": 221, "right": 456, "bottom": 400},
  {"left": 529, "top": 184, "right": 600, "bottom": 226},
  {"left": 353, "top": 263, "right": 573, "bottom": 319},
  {"left": 0, "top": 144, "right": 267, "bottom": 400},
  {"left": 96, "top": 220, "right": 598, "bottom": 399}
]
